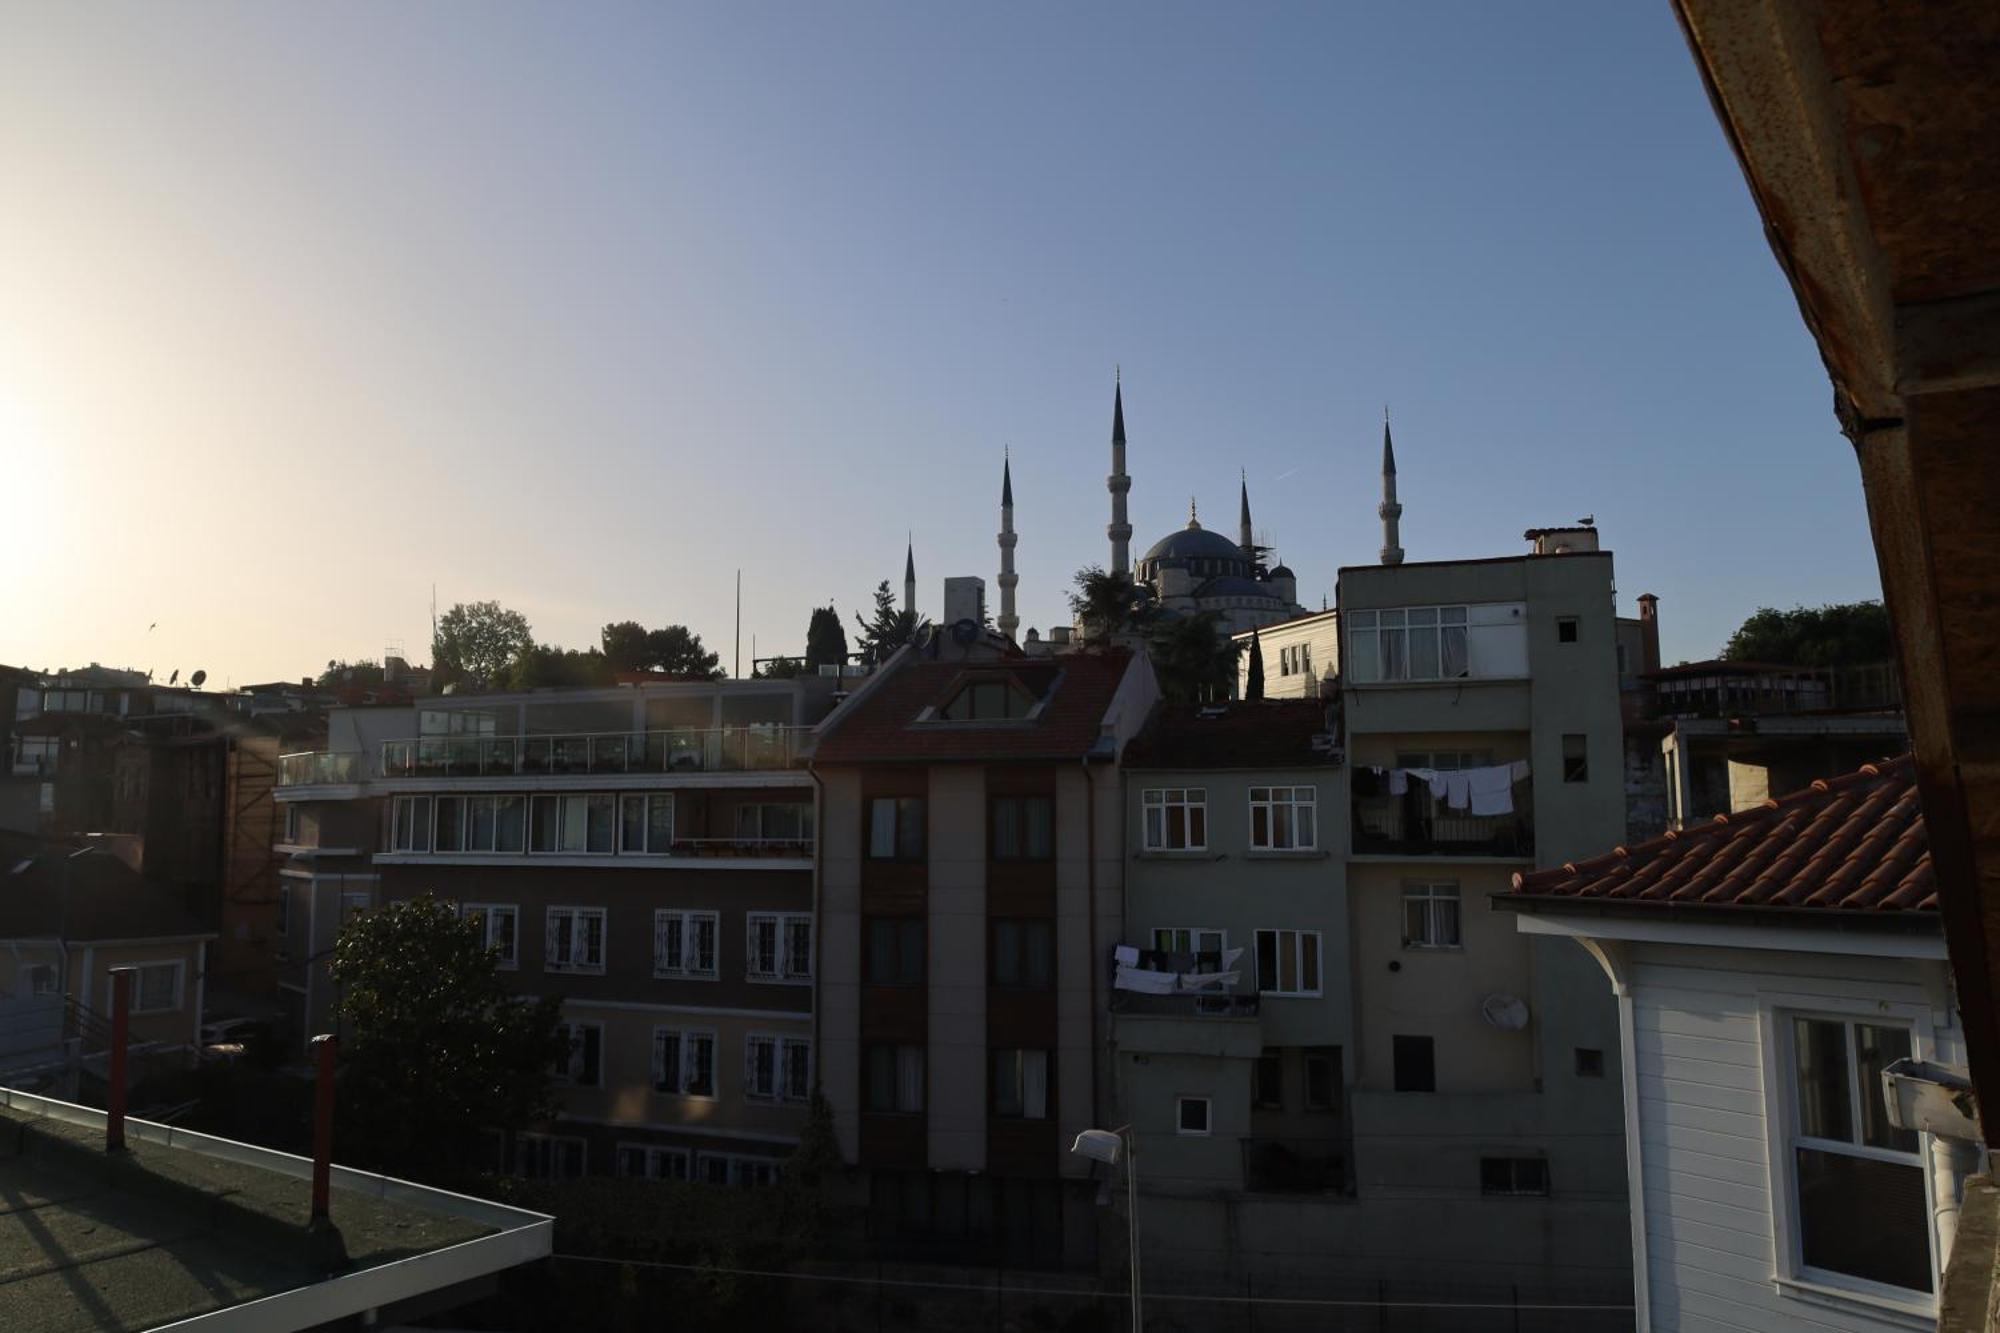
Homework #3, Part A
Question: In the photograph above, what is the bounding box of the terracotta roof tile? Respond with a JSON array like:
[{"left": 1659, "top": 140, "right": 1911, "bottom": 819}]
[{"left": 1511, "top": 754, "right": 1935, "bottom": 914}]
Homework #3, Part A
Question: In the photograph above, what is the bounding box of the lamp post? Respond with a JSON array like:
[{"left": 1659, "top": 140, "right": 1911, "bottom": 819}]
[{"left": 1071, "top": 1127, "right": 1140, "bottom": 1333}]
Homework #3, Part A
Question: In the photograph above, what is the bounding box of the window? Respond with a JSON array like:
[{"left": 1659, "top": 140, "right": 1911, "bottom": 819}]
[
  {"left": 991, "top": 919, "right": 1054, "bottom": 990},
  {"left": 746, "top": 913, "right": 813, "bottom": 982},
  {"left": 992, "top": 1048, "right": 1051, "bottom": 1119},
  {"left": 26, "top": 964, "right": 58, "bottom": 997},
  {"left": 1254, "top": 1050, "right": 1283, "bottom": 1109},
  {"left": 867, "top": 917, "right": 925, "bottom": 986},
  {"left": 1393, "top": 1035, "right": 1436, "bottom": 1092},
  {"left": 109, "top": 963, "right": 183, "bottom": 1015},
  {"left": 1249, "top": 786, "right": 1316, "bottom": 851},
  {"left": 464, "top": 903, "right": 519, "bottom": 968},
  {"left": 653, "top": 910, "right": 718, "bottom": 979},
  {"left": 868, "top": 797, "right": 926, "bottom": 860},
  {"left": 745, "top": 1034, "right": 813, "bottom": 1102},
  {"left": 1345, "top": 606, "right": 1469, "bottom": 683},
  {"left": 652, "top": 1027, "right": 717, "bottom": 1097},
  {"left": 939, "top": 679, "right": 1035, "bottom": 720},
  {"left": 1140, "top": 788, "right": 1207, "bottom": 852},
  {"left": 434, "top": 795, "right": 527, "bottom": 853},
  {"left": 546, "top": 907, "right": 607, "bottom": 973},
  {"left": 554, "top": 1021, "right": 603, "bottom": 1087},
  {"left": 532, "top": 794, "right": 616, "bottom": 854},
  {"left": 1787, "top": 1016, "right": 1931, "bottom": 1294},
  {"left": 697, "top": 1154, "right": 783, "bottom": 1188},
  {"left": 619, "top": 793, "right": 676, "bottom": 853},
  {"left": 733, "top": 801, "right": 813, "bottom": 846},
  {"left": 1304, "top": 1047, "right": 1339, "bottom": 1111},
  {"left": 1254, "top": 929, "right": 1322, "bottom": 996},
  {"left": 991, "top": 795, "right": 1054, "bottom": 861},
  {"left": 515, "top": 1133, "right": 587, "bottom": 1181},
  {"left": 1278, "top": 643, "right": 1314, "bottom": 678},
  {"left": 1176, "top": 1096, "right": 1211, "bottom": 1136},
  {"left": 865, "top": 1044, "right": 926, "bottom": 1113},
  {"left": 1556, "top": 617, "right": 1579, "bottom": 644},
  {"left": 391, "top": 795, "right": 431, "bottom": 852},
  {"left": 282, "top": 804, "right": 300, "bottom": 844},
  {"left": 1575, "top": 1047, "right": 1605, "bottom": 1078},
  {"left": 1481, "top": 1157, "right": 1550, "bottom": 1196},
  {"left": 1151, "top": 927, "right": 1226, "bottom": 958},
  {"left": 1562, "top": 734, "right": 1588, "bottom": 783},
  {"left": 616, "top": 1144, "right": 691, "bottom": 1181},
  {"left": 1616, "top": 643, "right": 1629, "bottom": 674},
  {"left": 1401, "top": 882, "right": 1462, "bottom": 949},
  {"left": 275, "top": 885, "right": 290, "bottom": 943}
]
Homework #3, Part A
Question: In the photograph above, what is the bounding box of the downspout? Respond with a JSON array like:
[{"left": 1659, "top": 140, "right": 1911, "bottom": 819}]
[
  {"left": 808, "top": 762, "right": 825, "bottom": 1083},
  {"left": 1083, "top": 754, "right": 1100, "bottom": 1130},
  {"left": 1574, "top": 935, "right": 1650, "bottom": 1333}
]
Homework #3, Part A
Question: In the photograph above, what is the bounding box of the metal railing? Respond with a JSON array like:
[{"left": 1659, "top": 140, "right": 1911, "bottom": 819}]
[
  {"left": 1241, "top": 1136, "right": 1352, "bottom": 1195},
  {"left": 1351, "top": 797, "right": 1534, "bottom": 857},
  {"left": 277, "top": 751, "right": 362, "bottom": 787},
  {"left": 378, "top": 726, "right": 809, "bottom": 778}
]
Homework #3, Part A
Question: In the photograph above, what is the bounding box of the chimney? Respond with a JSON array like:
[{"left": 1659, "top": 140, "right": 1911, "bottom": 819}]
[{"left": 1638, "top": 594, "right": 1661, "bottom": 674}]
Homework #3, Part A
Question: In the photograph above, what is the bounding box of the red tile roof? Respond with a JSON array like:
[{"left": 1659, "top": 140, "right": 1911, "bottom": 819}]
[
  {"left": 1510, "top": 754, "right": 1935, "bottom": 914},
  {"left": 1123, "top": 701, "right": 1339, "bottom": 769},
  {"left": 811, "top": 651, "right": 1140, "bottom": 764}
]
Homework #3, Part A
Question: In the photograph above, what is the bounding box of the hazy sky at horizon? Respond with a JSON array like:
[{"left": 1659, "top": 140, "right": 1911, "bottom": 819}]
[{"left": 0, "top": 3, "right": 1882, "bottom": 686}]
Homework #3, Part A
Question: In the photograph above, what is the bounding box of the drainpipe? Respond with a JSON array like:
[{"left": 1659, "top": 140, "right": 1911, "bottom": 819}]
[
  {"left": 1082, "top": 755, "right": 1100, "bottom": 1130},
  {"left": 1933, "top": 1135, "right": 1983, "bottom": 1267},
  {"left": 807, "top": 762, "right": 825, "bottom": 1086}
]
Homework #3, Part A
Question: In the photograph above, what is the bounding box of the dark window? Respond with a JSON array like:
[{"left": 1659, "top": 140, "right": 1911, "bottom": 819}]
[
  {"left": 868, "top": 797, "right": 926, "bottom": 860},
  {"left": 990, "top": 919, "right": 1053, "bottom": 990},
  {"left": 1393, "top": 1035, "right": 1435, "bottom": 1093},
  {"left": 1575, "top": 1047, "right": 1605, "bottom": 1078},
  {"left": 991, "top": 795, "right": 1054, "bottom": 861},
  {"left": 1176, "top": 1097, "right": 1211, "bottom": 1135},
  {"left": 990, "top": 1048, "right": 1051, "bottom": 1119},
  {"left": 1480, "top": 1157, "right": 1549, "bottom": 1196},
  {"left": 1556, "top": 617, "right": 1579, "bottom": 644},
  {"left": 940, "top": 680, "right": 1033, "bottom": 720},
  {"left": 865, "top": 1044, "right": 925, "bottom": 1113},
  {"left": 1253, "top": 1050, "right": 1283, "bottom": 1109},
  {"left": 866, "top": 917, "right": 926, "bottom": 986},
  {"left": 1562, "top": 734, "right": 1588, "bottom": 783},
  {"left": 1304, "top": 1047, "right": 1339, "bottom": 1111}
]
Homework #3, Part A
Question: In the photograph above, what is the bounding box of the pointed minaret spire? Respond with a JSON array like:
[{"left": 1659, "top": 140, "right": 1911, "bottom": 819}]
[
  {"left": 997, "top": 451, "right": 1020, "bottom": 641},
  {"left": 1107, "top": 370, "right": 1132, "bottom": 577},
  {"left": 904, "top": 536, "right": 917, "bottom": 615},
  {"left": 1379, "top": 408, "right": 1405, "bottom": 567},
  {"left": 1238, "top": 469, "right": 1255, "bottom": 560}
]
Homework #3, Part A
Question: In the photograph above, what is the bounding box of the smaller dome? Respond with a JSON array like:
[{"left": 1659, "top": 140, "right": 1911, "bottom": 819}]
[{"left": 1268, "top": 564, "right": 1295, "bottom": 580}]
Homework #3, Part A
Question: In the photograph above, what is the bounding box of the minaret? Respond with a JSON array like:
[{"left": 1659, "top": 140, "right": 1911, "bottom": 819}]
[
  {"left": 903, "top": 538, "right": 917, "bottom": 615},
  {"left": 1238, "top": 470, "right": 1255, "bottom": 562},
  {"left": 997, "top": 452, "right": 1020, "bottom": 641},
  {"left": 1107, "top": 372, "right": 1132, "bottom": 578},
  {"left": 1379, "top": 410, "right": 1405, "bottom": 567}
]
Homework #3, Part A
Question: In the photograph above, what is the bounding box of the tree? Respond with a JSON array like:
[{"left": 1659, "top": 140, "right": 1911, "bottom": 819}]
[
  {"left": 755, "top": 657, "right": 807, "bottom": 679},
  {"left": 1721, "top": 601, "right": 1892, "bottom": 668},
  {"left": 804, "top": 605, "right": 848, "bottom": 670},
  {"left": 1068, "top": 565, "right": 1149, "bottom": 643},
  {"left": 1245, "top": 630, "right": 1265, "bottom": 700},
  {"left": 646, "top": 625, "right": 724, "bottom": 679},
  {"left": 432, "top": 601, "right": 533, "bottom": 692},
  {"left": 508, "top": 643, "right": 614, "bottom": 689},
  {"left": 600, "top": 621, "right": 652, "bottom": 673},
  {"left": 852, "top": 581, "right": 927, "bottom": 666},
  {"left": 315, "top": 659, "right": 385, "bottom": 691},
  {"left": 1148, "top": 612, "right": 1242, "bottom": 706},
  {"left": 331, "top": 895, "right": 568, "bottom": 1181}
]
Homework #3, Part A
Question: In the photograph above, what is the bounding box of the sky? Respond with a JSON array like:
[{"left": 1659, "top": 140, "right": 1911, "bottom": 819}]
[{"left": 0, "top": 2, "right": 1884, "bottom": 686}]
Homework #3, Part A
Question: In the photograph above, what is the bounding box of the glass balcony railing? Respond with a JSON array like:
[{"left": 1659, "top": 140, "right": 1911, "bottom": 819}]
[
  {"left": 277, "top": 751, "right": 362, "bottom": 786},
  {"left": 378, "top": 726, "right": 809, "bottom": 779}
]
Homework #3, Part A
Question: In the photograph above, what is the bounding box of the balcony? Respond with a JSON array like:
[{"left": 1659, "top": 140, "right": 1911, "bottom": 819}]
[
  {"left": 378, "top": 726, "right": 809, "bottom": 779},
  {"left": 1241, "top": 1136, "right": 1352, "bottom": 1195},
  {"left": 277, "top": 751, "right": 362, "bottom": 787},
  {"left": 1351, "top": 794, "right": 1533, "bottom": 858}
]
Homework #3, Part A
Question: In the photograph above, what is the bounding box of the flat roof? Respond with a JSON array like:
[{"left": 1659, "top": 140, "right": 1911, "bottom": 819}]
[{"left": 0, "top": 1089, "right": 551, "bottom": 1332}]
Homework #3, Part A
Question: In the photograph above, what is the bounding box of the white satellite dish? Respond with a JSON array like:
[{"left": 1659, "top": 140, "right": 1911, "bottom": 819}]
[{"left": 1481, "top": 993, "right": 1531, "bottom": 1031}]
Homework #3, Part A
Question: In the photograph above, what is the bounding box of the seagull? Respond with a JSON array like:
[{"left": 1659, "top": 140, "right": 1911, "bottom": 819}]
[{"left": 1577, "top": 515, "right": 1595, "bottom": 526}]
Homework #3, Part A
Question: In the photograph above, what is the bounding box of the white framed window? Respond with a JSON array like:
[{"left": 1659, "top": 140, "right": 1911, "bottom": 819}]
[
  {"left": 553, "top": 1021, "right": 603, "bottom": 1087},
  {"left": 992, "top": 1048, "right": 1050, "bottom": 1120},
  {"left": 340, "top": 890, "right": 371, "bottom": 926},
  {"left": 515, "top": 1132, "right": 587, "bottom": 1181},
  {"left": 1254, "top": 928, "right": 1322, "bottom": 996},
  {"left": 867, "top": 797, "right": 926, "bottom": 860},
  {"left": 26, "top": 963, "right": 59, "bottom": 996},
  {"left": 1249, "top": 786, "right": 1316, "bottom": 850},
  {"left": 1783, "top": 1014, "right": 1933, "bottom": 1297},
  {"left": 653, "top": 909, "right": 718, "bottom": 979},
  {"left": 1401, "top": 882, "right": 1462, "bottom": 949},
  {"left": 546, "top": 907, "right": 607, "bottom": 973},
  {"left": 733, "top": 801, "right": 814, "bottom": 846},
  {"left": 746, "top": 912, "right": 813, "bottom": 982},
  {"left": 1480, "top": 1157, "right": 1550, "bottom": 1196},
  {"left": 530, "top": 793, "right": 616, "bottom": 854},
  {"left": 619, "top": 793, "right": 677, "bottom": 853},
  {"left": 744, "top": 1033, "right": 813, "bottom": 1102},
  {"left": 1176, "top": 1096, "right": 1212, "bottom": 1136},
  {"left": 434, "top": 795, "right": 526, "bottom": 853},
  {"left": 696, "top": 1153, "right": 783, "bottom": 1188},
  {"left": 108, "top": 962, "right": 184, "bottom": 1015},
  {"left": 1344, "top": 606, "right": 1470, "bottom": 683},
  {"left": 616, "top": 1143, "right": 691, "bottom": 1181},
  {"left": 651, "top": 1026, "right": 717, "bottom": 1098},
  {"left": 1140, "top": 788, "right": 1207, "bottom": 852},
  {"left": 282, "top": 804, "right": 301, "bottom": 844},
  {"left": 463, "top": 903, "right": 519, "bottom": 968},
  {"left": 390, "top": 795, "right": 432, "bottom": 852}
]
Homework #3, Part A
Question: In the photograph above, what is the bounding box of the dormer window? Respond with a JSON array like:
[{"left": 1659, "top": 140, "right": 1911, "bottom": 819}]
[{"left": 939, "top": 679, "right": 1036, "bottom": 721}]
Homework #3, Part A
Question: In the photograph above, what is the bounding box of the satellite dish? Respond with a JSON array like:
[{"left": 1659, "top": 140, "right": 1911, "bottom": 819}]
[
  {"left": 1481, "top": 993, "right": 1531, "bottom": 1031},
  {"left": 168, "top": 669, "right": 179, "bottom": 685},
  {"left": 189, "top": 669, "right": 207, "bottom": 689}
]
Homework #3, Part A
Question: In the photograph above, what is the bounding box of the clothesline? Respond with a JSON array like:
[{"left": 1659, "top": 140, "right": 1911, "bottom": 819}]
[
  {"left": 1112, "top": 944, "right": 1244, "bottom": 994},
  {"left": 1359, "top": 759, "right": 1529, "bottom": 817}
]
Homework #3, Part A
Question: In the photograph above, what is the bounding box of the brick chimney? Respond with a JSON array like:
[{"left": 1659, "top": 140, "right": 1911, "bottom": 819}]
[{"left": 1638, "top": 594, "right": 1661, "bottom": 674}]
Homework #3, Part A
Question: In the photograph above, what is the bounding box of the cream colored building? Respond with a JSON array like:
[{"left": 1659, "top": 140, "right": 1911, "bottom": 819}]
[{"left": 1234, "top": 608, "right": 1339, "bottom": 699}]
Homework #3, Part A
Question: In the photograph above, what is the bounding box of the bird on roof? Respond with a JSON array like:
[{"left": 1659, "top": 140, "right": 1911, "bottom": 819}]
[{"left": 1578, "top": 515, "right": 1595, "bottom": 526}]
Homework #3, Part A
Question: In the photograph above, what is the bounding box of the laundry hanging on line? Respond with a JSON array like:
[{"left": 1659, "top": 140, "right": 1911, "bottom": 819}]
[{"left": 1364, "top": 760, "right": 1531, "bottom": 816}]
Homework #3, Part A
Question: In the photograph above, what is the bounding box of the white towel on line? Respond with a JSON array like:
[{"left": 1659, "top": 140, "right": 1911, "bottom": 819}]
[
  {"left": 1444, "top": 772, "right": 1473, "bottom": 810},
  {"left": 1468, "top": 765, "right": 1514, "bottom": 816}
]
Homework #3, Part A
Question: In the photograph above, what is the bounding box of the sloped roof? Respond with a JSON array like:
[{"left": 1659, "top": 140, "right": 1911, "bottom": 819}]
[
  {"left": 813, "top": 651, "right": 1138, "bottom": 764},
  {"left": 0, "top": 843, "right": 213, "bottom": 941},
  {"left": 1510, "top": 755, "right": 1933, "bottom": 915},
  {"left": 1124, "top": 701, "right": 1337, "bottom": 770}
]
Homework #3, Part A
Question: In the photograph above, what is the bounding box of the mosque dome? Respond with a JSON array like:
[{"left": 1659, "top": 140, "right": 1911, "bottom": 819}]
[{"left": 1141, "top": 525, "right": 1247, "bottom": 565}]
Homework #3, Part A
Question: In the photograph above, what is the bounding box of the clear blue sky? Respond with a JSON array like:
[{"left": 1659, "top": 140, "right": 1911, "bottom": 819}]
[{"left": 0, "top": 2, "right": 1882, "bottom": 683}]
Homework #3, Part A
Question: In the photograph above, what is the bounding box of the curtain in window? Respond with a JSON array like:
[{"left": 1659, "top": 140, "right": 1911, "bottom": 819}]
[
  {"left": 896, "top": 1047, "right": 925, "bottom": 1111},
  {"left": 1021, "top": 1051, "right": 1048, "bottom": 1120},
  {"left": 869, "top": 799, "right": 897, "bottom": 857},
  {"left": 653, "top": 1029, "right": 680, "bottom": 1092}
]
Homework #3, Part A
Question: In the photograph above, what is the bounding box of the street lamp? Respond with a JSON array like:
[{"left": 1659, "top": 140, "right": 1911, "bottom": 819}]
[{"left": 1071, "top": 1127, "right": 1140, "bottom": 1333}]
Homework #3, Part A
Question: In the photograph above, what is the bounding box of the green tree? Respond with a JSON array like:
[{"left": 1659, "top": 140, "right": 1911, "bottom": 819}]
[
  {"left": 1068, "top": 565, "right": 1149, "bottom": 643},
  {"left": 755, "top": 657, "right": 807, "bottom": 679},
  {"left": 600, "top": 621, "right": 652, "bottom": 673},
  {"left": 315, "top": 659, "right": 385, "bottom": 691},
  {"left": 852, "top": 581, "right": 927, "bottom": 666},
  {"left": 432, "top": 601, "right": 533, "bottom": 691},
  {"left": 646, "top": 625, "right": 724, "bottom": 679},
  {"left": 1148, "top": 611, "right": 1241, "bottom": 706},
  {"left": 1245, "top": 629, "right": 1265, "bottom": 700},
  {"left": 804, "top": 605, "right": 848, "bottom": 670},
  {"left": 1721, "top": 601, "right": 1892, "bottom": 668},
  {"left": 331, "top": 895, "right": 567, "bottom": 1181},
  {"left": 508, "top": 644, "right": 614, "bottom": 689}
]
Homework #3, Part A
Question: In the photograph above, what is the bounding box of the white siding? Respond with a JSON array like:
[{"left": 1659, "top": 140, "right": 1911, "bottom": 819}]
[{"left": 1625, "top": 942, "right": 1951, "bottom": 1332}]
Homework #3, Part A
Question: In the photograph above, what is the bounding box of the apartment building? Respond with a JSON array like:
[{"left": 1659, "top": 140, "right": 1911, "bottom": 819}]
[
  {"left": 812, "top": 636, "right": 1158, "bottom": 1269},
  {"left": 273, "top": 676, "right": 842, "bottom": 1185},
  {"left": 1233, "top": 608, "right": 1338, "bottom": 700}
]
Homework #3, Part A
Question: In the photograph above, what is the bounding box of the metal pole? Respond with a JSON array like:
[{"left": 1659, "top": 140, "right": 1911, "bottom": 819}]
[
  {"left": 310, "top": 1033, "right": 338, "bottom": 1220},
  {"left": 1126, "top": 1130, "right": 1141, "bottom": 1333},
  {"left": 106, "top": 968, "right": 131, "bottom": 1152}
]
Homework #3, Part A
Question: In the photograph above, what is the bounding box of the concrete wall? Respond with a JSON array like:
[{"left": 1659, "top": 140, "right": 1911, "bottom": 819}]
[{"left": 1236, "top": 613, "right": 1340, "bottom": 700}]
